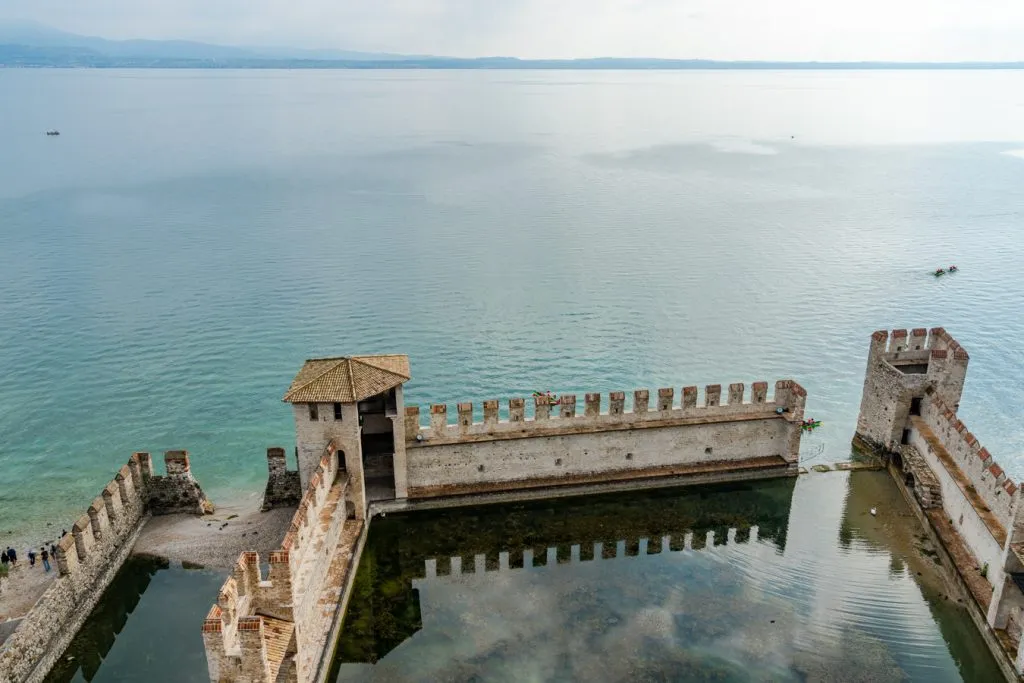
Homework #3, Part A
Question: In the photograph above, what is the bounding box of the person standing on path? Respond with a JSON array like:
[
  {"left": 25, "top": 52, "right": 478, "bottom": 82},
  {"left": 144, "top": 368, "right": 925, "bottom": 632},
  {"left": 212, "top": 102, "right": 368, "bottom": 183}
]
[
  {"left": 27, "top": 548, "right": 36, "bottom": 568},
  {"left": 8, "top": 547, "right": 17, "bottom": 566},
  {"left": 40, "top": 547, "right": 50, "bottom": 572},
  {"left": 1, "top": 549, "right": 8, "bottom": 570}
]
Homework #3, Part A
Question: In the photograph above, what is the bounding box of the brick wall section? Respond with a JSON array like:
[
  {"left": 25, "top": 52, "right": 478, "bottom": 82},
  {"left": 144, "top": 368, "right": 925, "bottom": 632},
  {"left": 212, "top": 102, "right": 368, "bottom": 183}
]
[
  {"left": 262, "top": 447, "right": 302, "bottom": 511},
  {"left": 0, "top": 452, "right": 213, "bottom": 683}
]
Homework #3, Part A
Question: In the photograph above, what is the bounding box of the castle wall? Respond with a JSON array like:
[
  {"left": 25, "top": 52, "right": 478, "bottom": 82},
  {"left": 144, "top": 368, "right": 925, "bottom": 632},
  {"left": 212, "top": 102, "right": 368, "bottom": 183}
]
[
  {"left": 907, "top": 426, "right": 1005, "bottom": 578},
  {"left": 854, "top": 328, "right": 968, "bottom": 451},
  {"left": 921, "top": 397, "right": 1017, "bottom": 528},
  {"left": 404, "top": 381, "right": 804, "bottom": 499},
  {"left": 0, "top": 453, "right": 190, "bottom": 683},
  {"left": 145, "top": 450, "right": 214, "bottom": 515},
  {"left": 205, "top": 445, "right": 361, "bottom": 683},
  {"left": 857, "top": 327, "right": 1024, "bottom": 677},
  {"left": 263, "top": 447, "right": 302, "bottom": 511},
  {"left": 293, "top": 403, "right": 366, "bottom": 519}
]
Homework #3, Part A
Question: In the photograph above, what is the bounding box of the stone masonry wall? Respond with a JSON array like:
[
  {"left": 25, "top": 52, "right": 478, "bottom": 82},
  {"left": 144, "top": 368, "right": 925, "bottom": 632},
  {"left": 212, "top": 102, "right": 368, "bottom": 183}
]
[
  {"left": 855, "top": 327, "right": 968, "bottom": 451},
  {"left": 145, "top": 450, "right": 215, "bottom": 515},
  {"left": 0, "top": 452, "right": 213, "bottom": 683},
  {"left": 0, "top": 455, "right": 148, "bottom": 683},
  {"left": 404, "top": 381, "right": 806, "bottom": 498},
  {"left": 262, "top": 447, "right": 302, "bottom": 511},
  {"left": 921, "top": 395, "right": 1018, "bottom": 531},
  {"left": 204, "top": 443, "right": 349, "bottom": 683}
]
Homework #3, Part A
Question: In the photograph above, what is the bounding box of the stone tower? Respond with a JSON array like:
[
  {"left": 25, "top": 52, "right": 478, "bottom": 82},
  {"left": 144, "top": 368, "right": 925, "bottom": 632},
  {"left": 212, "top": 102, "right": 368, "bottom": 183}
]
[
  {"left": 282, "top": 355, "right": 410, "bottom": 518},
  {"left": 854, "top": 327, "right": 968, "bottom": 453}
]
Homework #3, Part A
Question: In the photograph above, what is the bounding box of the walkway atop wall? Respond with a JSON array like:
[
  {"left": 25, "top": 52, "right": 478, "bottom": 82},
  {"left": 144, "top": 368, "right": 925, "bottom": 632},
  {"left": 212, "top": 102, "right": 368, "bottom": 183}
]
[{"left": 911, "top": 416, "right": 1007, "bottom": 546}]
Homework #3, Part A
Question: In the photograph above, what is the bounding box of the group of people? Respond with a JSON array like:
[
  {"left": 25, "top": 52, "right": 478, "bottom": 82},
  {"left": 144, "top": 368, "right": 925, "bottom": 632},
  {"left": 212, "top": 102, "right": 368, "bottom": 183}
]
[{"left": 1, "top": 540, "right": 60, "bottom": 574}]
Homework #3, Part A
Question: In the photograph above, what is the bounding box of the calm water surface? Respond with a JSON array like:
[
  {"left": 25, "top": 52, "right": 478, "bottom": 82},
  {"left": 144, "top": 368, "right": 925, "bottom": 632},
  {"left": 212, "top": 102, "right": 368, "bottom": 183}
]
[
  {"left": 0, "top": 69, "right": 1022, "bottom": 681},
  {"left": 1, "top": 70, "right": 1023, "bottom": 543},
  {"left": 336, "top": 471, "right": 1001, "bottom": 682}
]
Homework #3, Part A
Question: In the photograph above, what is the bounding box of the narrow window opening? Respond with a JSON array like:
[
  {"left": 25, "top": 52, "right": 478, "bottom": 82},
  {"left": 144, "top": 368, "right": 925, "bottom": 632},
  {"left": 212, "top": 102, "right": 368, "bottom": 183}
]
[
  {"left": 901, "top": 429, "right": 911, "bottom": 445},
  {"left": 910, "top": 397, "right": 922, "bottom": 416},
  {"left": 308, "top": 403, "right": 319, "bottom": 421},
  {"left": 334, "top": 402, "right": 343, "bottom": 421}
]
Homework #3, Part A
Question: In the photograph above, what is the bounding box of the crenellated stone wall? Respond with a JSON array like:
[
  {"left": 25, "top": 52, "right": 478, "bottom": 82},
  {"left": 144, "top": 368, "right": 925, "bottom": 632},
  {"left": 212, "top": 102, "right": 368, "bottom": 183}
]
[
  {"left": 204, "top": 442, "right": 364, "bottom": 683},
  {"left": 0, "top": 452, "right": 212, "bottom": 683},
  {"left": 403, "top": 381, "right": 806, "bottom": 499},
  {"left": 856, "top": 327, "right": 1024, "bottom": 678}
]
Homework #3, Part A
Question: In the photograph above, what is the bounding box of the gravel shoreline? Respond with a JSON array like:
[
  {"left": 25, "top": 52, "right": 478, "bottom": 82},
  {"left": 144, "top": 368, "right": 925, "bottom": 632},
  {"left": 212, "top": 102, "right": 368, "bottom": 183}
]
[{"left": 132, "top": 499, "right": 296, "bottom": 569}]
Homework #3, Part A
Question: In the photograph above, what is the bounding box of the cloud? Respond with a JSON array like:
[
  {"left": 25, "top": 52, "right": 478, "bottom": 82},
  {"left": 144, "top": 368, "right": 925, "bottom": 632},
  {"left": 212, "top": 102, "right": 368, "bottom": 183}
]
[{"left": 4, "top": 0, "right": 1024, "bottom": 60}]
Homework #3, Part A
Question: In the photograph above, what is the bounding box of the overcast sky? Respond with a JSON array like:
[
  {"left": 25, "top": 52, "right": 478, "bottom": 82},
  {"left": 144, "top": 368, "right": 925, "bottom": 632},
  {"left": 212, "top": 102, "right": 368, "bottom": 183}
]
[{"left": 5, "top": 0, "right": 1024, "bottom": 61}]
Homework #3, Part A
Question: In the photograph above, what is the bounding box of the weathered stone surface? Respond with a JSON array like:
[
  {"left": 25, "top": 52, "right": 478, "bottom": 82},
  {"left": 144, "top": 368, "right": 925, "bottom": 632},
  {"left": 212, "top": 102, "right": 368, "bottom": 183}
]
[
  {"left": 263, "top": 447, "right": 302, "bottom": 511},
  {"left": 854, "top": 327, "right": 1024, "bottom": 676},
  {"left": 145, "top": 451, "right": 215, "bottom": 515},
  {"left": 0, "top": 451, "right": 214, "bottom": 683}
]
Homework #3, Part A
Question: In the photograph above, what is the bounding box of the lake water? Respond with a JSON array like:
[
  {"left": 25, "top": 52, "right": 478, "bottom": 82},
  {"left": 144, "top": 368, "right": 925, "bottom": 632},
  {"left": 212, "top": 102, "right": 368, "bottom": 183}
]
[
  {"left": 331, "top": 471, "right": 1002, "bottom": 683},
  {"left": 1, "top": 69, "right": 1024, "bottom": 544},
  {"left": 1, "top": 69, "right": 1022, "bottom": 681}
]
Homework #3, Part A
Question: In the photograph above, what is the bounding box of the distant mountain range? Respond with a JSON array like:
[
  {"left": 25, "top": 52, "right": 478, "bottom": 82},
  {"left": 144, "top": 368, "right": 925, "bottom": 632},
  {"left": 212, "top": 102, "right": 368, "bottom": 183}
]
[{"left": 2, "top": 22, "right": 1023, "bottom": 70}]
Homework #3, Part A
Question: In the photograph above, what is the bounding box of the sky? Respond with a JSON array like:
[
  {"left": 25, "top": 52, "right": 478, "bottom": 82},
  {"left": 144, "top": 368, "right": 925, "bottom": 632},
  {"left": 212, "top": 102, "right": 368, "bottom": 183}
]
[{"left": 4, "top": 0, "right": 1024, "bottom": 61}]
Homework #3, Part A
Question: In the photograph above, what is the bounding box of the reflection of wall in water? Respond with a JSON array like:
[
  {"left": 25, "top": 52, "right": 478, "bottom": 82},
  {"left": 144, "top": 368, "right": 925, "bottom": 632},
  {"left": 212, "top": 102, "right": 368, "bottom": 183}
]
[
  {"left": 46, "top": 555, "right": 169, "bottom": 683},
  {"left": 332, "top": 477, "right": 797, "bottom": 667}
]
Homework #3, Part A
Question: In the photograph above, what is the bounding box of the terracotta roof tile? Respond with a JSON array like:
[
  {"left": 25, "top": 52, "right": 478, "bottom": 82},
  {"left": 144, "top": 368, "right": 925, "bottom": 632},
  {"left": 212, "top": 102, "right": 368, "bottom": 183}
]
[{"left": 283, "top": 355, "right": 410, "bottom": 403}]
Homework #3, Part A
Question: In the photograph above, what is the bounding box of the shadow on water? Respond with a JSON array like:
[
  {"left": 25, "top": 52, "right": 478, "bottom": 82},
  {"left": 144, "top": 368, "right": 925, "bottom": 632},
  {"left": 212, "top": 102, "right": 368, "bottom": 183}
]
[
  {"left": 331, "top": 473, "right": 1004, "bottom": 683},
  {"left": 46, "top": 555, "right": 222, "bottom": 683}
]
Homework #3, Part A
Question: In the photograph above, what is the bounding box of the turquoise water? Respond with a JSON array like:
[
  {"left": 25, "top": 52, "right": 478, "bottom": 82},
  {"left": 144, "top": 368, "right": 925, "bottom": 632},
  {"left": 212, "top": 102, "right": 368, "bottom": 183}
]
[{"left": 2, "top": 69, "right": 1024, "bottom": 551}]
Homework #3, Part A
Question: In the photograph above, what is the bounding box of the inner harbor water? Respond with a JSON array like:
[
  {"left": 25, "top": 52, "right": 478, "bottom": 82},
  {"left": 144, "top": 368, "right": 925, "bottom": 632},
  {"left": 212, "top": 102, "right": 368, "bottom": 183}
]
[{"left": 2, "top": 69, "right": 1023, "bottom": 681}]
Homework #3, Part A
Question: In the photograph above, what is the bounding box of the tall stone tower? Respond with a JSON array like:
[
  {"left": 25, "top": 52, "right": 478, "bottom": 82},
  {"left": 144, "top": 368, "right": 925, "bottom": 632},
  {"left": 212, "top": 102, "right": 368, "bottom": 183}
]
[
  {"left": 282, "top": 355, "right": 410, "bottom": 518},
  {"left": 854, "top": 327, "right": 968, "bottom": 453}
]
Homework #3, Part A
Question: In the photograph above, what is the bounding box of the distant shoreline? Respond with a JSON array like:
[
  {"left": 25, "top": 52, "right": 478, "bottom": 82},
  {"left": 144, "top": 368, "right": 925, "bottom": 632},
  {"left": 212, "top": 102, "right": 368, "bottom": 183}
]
[{"left": 5, "top": 62, "right": 1024, "bottom": 71}]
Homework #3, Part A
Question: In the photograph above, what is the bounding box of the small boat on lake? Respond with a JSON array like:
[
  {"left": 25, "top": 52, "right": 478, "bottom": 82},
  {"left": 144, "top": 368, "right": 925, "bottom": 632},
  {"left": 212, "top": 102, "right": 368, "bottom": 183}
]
[{"left": 46, "top": 130, "right": 60, "bottom": 136}]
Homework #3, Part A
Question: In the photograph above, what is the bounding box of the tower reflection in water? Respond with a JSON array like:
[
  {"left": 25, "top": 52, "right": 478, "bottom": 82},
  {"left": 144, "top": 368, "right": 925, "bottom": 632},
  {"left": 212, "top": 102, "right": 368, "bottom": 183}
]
[{"left": 332, "top": 472, "right": 999, "bottom": 682}]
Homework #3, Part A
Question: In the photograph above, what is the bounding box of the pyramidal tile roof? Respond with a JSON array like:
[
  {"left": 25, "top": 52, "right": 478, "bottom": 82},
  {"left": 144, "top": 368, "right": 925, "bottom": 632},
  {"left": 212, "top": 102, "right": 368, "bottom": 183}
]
[{"left": 282, "top": 355, "right": 410, "bottom": 403}]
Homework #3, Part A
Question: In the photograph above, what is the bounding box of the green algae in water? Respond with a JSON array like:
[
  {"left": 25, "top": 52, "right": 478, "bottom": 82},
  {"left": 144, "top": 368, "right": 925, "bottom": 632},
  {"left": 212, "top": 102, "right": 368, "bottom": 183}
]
[
  {"left": 329, "top": 474, "right": 1004, "bottom": 682},
  {"left": 329, "top": 479, "right": 796, "bottom": 679}
]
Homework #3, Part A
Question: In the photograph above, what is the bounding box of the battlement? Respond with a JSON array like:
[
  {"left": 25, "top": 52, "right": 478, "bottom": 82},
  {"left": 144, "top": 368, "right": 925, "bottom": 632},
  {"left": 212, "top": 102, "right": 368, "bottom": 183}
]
[
  {"left": 206, "top": 440, "right": 353, "bottom": 683},
  {"left": 919, "top": 394, "right": 1018, "bottom": 529},
  {"left": 0, "top": 452, "right": 207, "bottom": 682},
  {"left": 262, "top": 447, "right": 302, "bottom": 511},
  {"left": 405, "top": 380, "right": 805, "bottom": 446},
  {"left": 401, "top": 381, "right": 806, "bottom": 501},
  {"left": 141, "top": 450, "right": 215, "bottom": 515},
  {"left": 857, "top": 327, "right": 970, "bottom": 452}
]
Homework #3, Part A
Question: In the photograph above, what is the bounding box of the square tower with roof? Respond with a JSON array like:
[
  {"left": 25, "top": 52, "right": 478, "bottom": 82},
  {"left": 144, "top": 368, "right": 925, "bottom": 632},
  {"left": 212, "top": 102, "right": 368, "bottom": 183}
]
[{"left": 283, "top": 355, "right": 411, "bottom": 518}]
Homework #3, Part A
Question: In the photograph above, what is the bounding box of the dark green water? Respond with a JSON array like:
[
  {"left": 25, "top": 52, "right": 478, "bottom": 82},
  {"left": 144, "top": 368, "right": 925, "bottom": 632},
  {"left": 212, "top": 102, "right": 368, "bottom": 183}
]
[
  {"left": 48, "top": 472, "right": 1002, "bottom": 682},
  {"left": 330, "top": 472, "right": 1002, "bottom": 682},
  {"left": 46, "top": 556, "right": 222, "bottom": 683}
]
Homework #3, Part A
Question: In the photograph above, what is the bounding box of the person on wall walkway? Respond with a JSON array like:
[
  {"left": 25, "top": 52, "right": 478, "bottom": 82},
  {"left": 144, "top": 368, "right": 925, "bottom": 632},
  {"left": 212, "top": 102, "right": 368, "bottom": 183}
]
[
  {"left": 1, "top": 548, "right": 8, "bottom": 569},
  {"left": 27, "top": 548, "right": 36, "bottom": 568},
  {"left": 7, "top": 547, "right": 17, "bottom": 566},
  {"left": 40, "top": 547, "right": 50, "bottom": 572}
]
